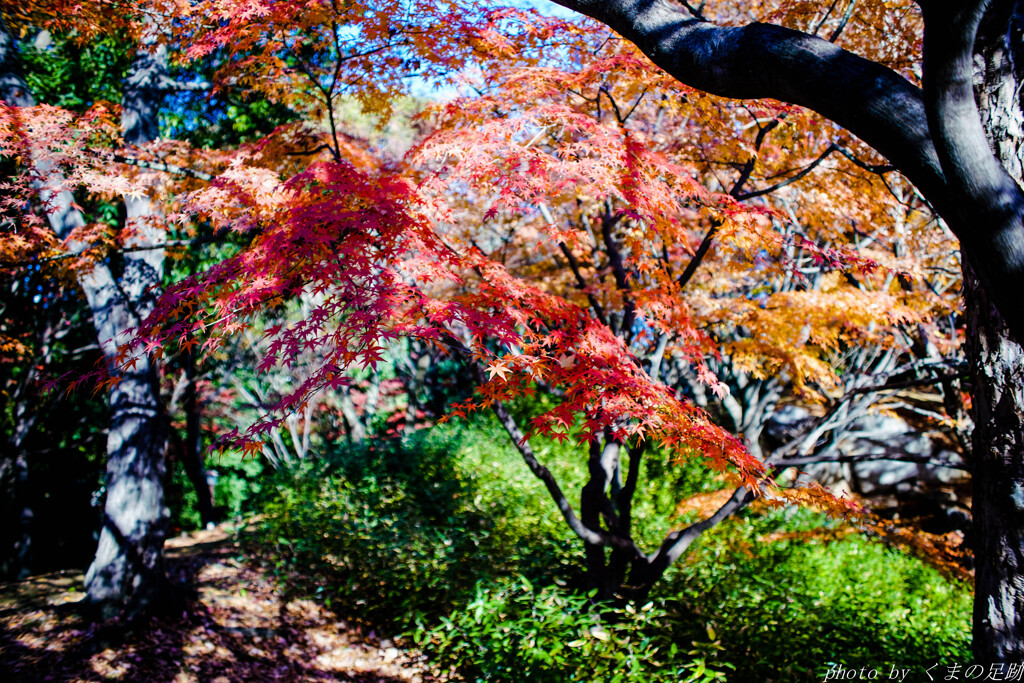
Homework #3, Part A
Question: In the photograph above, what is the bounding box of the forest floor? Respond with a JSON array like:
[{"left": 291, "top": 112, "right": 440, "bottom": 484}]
[{"left": 0, "top": 522, "right": 436, "bottom": 682}]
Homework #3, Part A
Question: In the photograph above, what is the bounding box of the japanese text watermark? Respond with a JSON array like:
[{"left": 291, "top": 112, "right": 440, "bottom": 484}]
[{"left": 822, "top": 662, "right": 1024, "bottom": 681}]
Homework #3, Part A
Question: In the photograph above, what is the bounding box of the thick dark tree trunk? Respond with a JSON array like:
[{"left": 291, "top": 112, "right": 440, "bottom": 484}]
[
  {"left": 580, "top": 438, "right": 623, "bottom": 599},
  {"left": 964, "top": 266, "right": 1024, "bottom": 662},
  {"left": 968, "top": 3, "right": 1024, "bottom": 661},
  {"left": 581, "top": 437, "right": 657, "bottom": 600}
]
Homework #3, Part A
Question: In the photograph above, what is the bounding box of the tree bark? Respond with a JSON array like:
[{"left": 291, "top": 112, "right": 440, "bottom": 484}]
[
  {"left": 182, "top": 347, "right": 215, "bottom": 527},
  {"left": 0, "top": 313, "right": 64, "bottom": 580},
  {"left": 968, "top": 1, "right": 1024, "bottom": 661},
  {"left": 964, "top": 266, "right": 1024, "bottom": 662},
  {"left": 1, "top": 13, "right": 170, "bottom": 617},
  {"left": 83, "top": 18, "right": 170, "bottom": 619},
  {"left": 0, "top": 449, "right": 33, "bottom": 580},
  {"left": 581, "top": 436, "right": 627, "bottom": 598}
]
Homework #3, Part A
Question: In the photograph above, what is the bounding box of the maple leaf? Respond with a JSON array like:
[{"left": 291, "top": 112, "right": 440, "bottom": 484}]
[
  {"left": 2, "top": 0, "right": 973, "bottom": 611},
  {"left": 487, "top": 361, "right": 511, "bottom": 381}
]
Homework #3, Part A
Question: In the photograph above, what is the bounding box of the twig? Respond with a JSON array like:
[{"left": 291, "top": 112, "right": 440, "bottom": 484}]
[
  {"left": 113, "top": 154, "right": 214, "bottom": 181},
  {"left": 735, "top": 143, "right": 837, "bottom": 200}
]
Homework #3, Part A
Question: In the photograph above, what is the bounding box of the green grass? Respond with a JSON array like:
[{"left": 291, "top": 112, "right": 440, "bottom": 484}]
[
  {"left": 666, "top": 507, "right": 971, "bottom": 681},
  {"left": 250, "top": 410, "right": 972, "bottom": 681}
]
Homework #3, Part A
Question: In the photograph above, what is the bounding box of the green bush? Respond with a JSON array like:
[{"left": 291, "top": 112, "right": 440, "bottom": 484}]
[
  {"left": 258, "top": 425, "right": 576, "bottom": 627},
  {"left": 418, "top": 578, "right": 732, "bottom": 683},
  {"left": 664, "top": 507, "right": 972, "bottom": 681},
  {"left": 212, "top": 450, "right": 267, "bottom": 519},
  {"left": 169, "top": 449, "right": 266, "bottom": 531},
  {"left": 254, "top": 411, "right": 971, "bottom": 682}
]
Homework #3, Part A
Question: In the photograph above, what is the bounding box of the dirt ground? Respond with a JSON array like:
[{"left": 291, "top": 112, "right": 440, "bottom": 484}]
[{"left": 0, "top": 523, "right": 436, "bottom": 682}]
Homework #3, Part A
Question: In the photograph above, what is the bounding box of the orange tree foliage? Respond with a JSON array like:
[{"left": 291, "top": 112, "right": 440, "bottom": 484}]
[
  {"left": 403, "top": 7, "right": 962, "bottom": 590},
  {"left": 1, "top": 0, "right": 964, "bottom": 591}
]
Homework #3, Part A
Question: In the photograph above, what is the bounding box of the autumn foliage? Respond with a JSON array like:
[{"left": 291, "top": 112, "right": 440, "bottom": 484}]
[{"left": 2, "top": 0, "right": 965, "bottom": 582}]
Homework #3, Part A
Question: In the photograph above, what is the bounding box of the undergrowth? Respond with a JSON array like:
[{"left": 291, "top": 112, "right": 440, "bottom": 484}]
[{"left": 251, "top": 412, "right": 972, "bottom": 681}]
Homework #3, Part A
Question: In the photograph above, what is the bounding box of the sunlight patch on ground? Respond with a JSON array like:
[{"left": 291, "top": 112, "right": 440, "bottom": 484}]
[{"left": 1, "top": 521, "right": 437, "bottom": 682}]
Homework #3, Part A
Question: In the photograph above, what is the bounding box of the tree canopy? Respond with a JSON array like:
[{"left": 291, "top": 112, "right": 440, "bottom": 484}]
[{"left": 1, "top": 0, "right": 1021, "bottom": 663}]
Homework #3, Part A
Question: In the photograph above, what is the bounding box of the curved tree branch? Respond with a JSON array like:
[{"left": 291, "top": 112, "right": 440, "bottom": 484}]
[
  {"left": 547, "top": 0, "right": 1024, "bottom": 342},
  {"left": 547, "top": 0, "right": 948, "bottom": 210},
  {"left": 920, "top": 0, "right": 1024, "bottom": 337},
  {"left": 490, "top": 399, "right": 638, "bottom": 552},
  {"left": 642, "top": 484, "right": 754, "bottom": 581}
]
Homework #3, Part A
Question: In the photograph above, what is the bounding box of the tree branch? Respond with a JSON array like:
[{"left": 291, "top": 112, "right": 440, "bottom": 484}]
[
  {"left": 490, "top": 399, "right": 637, "bottom": 552},
  {"left": 776, "top": 450, "right": 968, "bottom": 470},
  {"left": 538, "top": 203, "right": 610, "bottom": 326},
  {"left": 827, "top": 0, "right": 857, "bottom": 43},
  {"left": 644, "top": 485, "right": 754, "bottom": 579},
  {"left": 112, "top": 154, "right": 214, "bottom": 181},
  {"left": 599, "top": 202, "right": 637, "bottom": 338},
  {"left": 676, "top": 218, "right": 719, "bottom": 290},
  {"left": 546, "top": 0, "right": 948, "bottom": 210},
  {"left": 545, "top": 0, "right": 1024, "bottom": 341},
  {"left": 734, "top": 143, "right": 837, "bottom": 200},
  {"left": 919, "top": 0, "right": 1024, "bottom": 339},
  {"left": 0, "top": 232, "right": 232, "bottom": 270}
]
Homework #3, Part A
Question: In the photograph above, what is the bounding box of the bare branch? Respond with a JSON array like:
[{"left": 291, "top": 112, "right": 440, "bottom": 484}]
[
  {"left": 644, "top": 485, "right": 754, "bottom": 578},
  {"left": 490, "top": 400, "right": 637, "bottom": 552},
  {"left": 113, "top": 154, "right": 214, "bottom": 181},
  {"left": 828, "top": 0, "right": 857, "bottom": 43},
  {"left": 734, "top": 143, "right": 837, "bottom": 201},
  {"left": 777, "top": 451, "right": 967, "bottom": 470},
  {"left": 0, "top": 232, "right": 232, "bottom": 270},
  {"left": 676, "top": 219, "right": 719, "bottom": 290},
  {"left": 538, "top": 203, "right": 609, "bottom": 326}
]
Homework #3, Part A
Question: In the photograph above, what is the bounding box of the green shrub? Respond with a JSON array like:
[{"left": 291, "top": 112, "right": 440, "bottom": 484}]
[
  {"left": 664, "top": 507, "right": 972, "bottom": 681},
  {"left": 418, "top": 578, "right": 733, "bottom": 683},
  {"left": 169, "top": 449, "right": 266, "bottom": 531},
  {"left": 255, "top": 411, "right": 972, "bottom": 682},
  {"left": 258, "top": 426, "right": 576, "bottom": 627},
  {"left": 212, "top": 450, "right": 267, "bottom": 519}
]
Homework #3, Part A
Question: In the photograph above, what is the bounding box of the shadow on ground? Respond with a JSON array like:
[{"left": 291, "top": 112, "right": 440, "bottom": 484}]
[{"left": 0, "top": 524, "right": 434, "bottom": 682}]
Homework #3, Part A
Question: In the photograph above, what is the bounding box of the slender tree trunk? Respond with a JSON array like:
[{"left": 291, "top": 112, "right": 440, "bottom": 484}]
[
  {"left": 83, "top": 19, "right": 170, "bottom": 619},
  {"left": 0, "top": 449, "right": 33, "bottom": 580},
  {"left": 0, "top": 313, "right": 64, "bottom": 580},
  {"left": 580, "top": 438, "right": 616, "bottom": 597},
  {"left": 968, "top": 2, "right": 1024, "bottom": 661},
  {"left": 182, "top": 348, "right": 215, "bottom": 526},
  {"left": 1, "top": 13, "right": 170, "bottom": 617}
]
